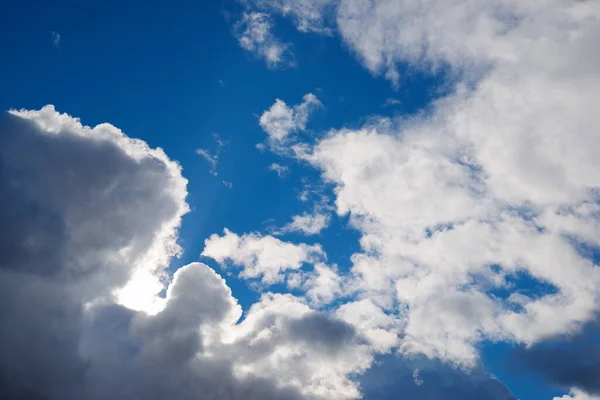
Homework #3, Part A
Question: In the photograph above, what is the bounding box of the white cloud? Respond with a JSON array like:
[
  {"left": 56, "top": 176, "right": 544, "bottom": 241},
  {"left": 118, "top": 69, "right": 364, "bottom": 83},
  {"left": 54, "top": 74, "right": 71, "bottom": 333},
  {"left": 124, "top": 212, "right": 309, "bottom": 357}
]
[
  {"left": 336, "top": 298, "right": 402, "bottom": 352},
  {"left": 248, "top": 0, "right": 335, "bottom": 33},
  {"left": 269, "top": 162, "right": 289, "bottom": 177},
  {"left": 413, "top": 369, "right": 424, "bottom": 386},
  {"left": 280, "top": 209, "right": 330, "bottom": 235},
  {"left": 259, "top": 93, "right": 322, "bottom": 144},
  {"left": 196, "top": 148, "right": 219, "bottom": 175},
  {"left": 202, "top": 228, "right": 325, "bottom": 284},
  {"left": 196, "top": 133, "right": 228, "bottom": 176},
  {"left": 554, "top": 389, "right": 600, "bottom": 400},
  {"left": 301, "top": 263, "right": 344, "bottom": 306},
  {"left": 268, "top": 0, "right": 600, "bottom": 367},
  {"left": 235, "top": 12, "right": 294, "bottom": 68}
]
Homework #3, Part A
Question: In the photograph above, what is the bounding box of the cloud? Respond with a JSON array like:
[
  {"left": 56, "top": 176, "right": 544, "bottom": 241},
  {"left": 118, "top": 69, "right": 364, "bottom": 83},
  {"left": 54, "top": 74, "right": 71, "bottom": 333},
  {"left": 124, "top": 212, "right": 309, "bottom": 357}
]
[
  {"left": 301, "top": 263, "right": 345, "bottom": 306},
  {"left": 555, "top": 389, "right": 600, "bottom": 400},
  {"left": 281, "top": 211, "right": 330, "bottom": 235},
  {"left": 358, "top": 355, "right": 517, "bottom": 400},
  {"left": 382, "top": 98, "right": 401, "bottom": 107},
  {"left": 269, "top": 162, "right": 289, "bottom": 177},
  {"left": 259, "top": 93, "right": 322, "bottom": 146},
  {"left": 0, "top": 106, "right": 376, "bottom": 400},
  {"left": 0, "top": 105, "right": 188, "bottom": 398},
  {"left": 202, "top": 228, "right": 325, "bottom": 284},
  {"left": 51, "top": 31, "right": 60, "bottom": 47},
  {"left": 196, "top": 148, "right": 219, "bottom": 174},
  {"left": 196, "top": 133, "right": 227, "bottom": 176},
  {"left": 279, "top": 200, "right": 331, "bottom": 236},
  {"left": 258, "top": 0, "right": 600, "bottom": 369},
  {"left": 511, "top": 320, "right": 600, "bottom": 396},
  {"left": 246, "top": 0, "right": 335, "bottom": 33},
  {"left": 234, "top": 12, "right": 294, "bottom": 68}
]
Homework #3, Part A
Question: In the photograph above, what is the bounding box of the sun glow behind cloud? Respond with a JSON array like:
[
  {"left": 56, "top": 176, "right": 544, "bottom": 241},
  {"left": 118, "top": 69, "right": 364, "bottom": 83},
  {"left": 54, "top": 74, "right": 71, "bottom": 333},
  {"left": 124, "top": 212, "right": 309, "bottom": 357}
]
[{"left": 1, "top": 0, "right": 599, "bottom": 399}]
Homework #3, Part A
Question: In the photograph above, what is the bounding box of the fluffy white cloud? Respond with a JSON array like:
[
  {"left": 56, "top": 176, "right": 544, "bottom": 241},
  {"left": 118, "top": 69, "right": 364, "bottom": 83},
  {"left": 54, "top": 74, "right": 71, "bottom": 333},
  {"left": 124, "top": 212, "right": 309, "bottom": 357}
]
[
  {"left": 555, "top": 390, "right": 600, "bottom": 400},
  {"left": 259, "top": 93, "right": 322, "bottom": 144},
  {"left": 280, "top": 210, "right": 330, "bottom": 235},
  {"left": 299, "top": 263, "right": 344, "bottom": 306},
  {"left": 257, "top": 0, "right": 600, "bottom": 368},
  {"left": 235, "top": 12, "right": 293, "bottom": 67},
  {"left": 218, "top": 293, "right": 374, "bottom": 399},
  {"left": 202, "top": 228, "right": 325, "bottom": 284}
]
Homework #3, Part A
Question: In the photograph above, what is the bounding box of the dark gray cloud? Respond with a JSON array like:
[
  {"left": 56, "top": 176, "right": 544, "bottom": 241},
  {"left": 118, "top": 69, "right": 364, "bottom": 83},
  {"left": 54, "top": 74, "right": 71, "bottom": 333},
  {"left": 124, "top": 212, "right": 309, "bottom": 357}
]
[
  {"left": 510, "top": 319, "right": 600, "bottom": 396},
  {"left": 0, "top": 109, "right": 306, "bottom": 400},
  {"left": 0, "top": 110, "right": 186, "bottom": 399},
  {"left": 79, "top": 265, "right": 306, "bottom": 400},
  {"left": 287, "top": 311, "right": 359, "bottom": 354}
]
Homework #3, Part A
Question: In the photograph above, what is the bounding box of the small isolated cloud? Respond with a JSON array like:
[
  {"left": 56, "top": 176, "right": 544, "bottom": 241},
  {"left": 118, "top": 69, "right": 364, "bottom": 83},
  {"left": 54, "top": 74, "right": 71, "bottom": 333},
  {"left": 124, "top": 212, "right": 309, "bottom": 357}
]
[
  {"left": 383, "top": 98, "right": 401, "bottom": 107},
  {"left": 222, "top": 180, "right": 233, "bottom": 189},
  {"left": 235, "top": 12, "right": 293, "bottom": 68},
  {"left": 413, "top": 369, "right": 424, "bottom": 386},
  {"left": 196, "top": 133, "right": 228, "bottom": 176},
  {"left": 196, "top": 148, "right": 218, "bottom": 175},
  {"left": 218, "top": 79, "right": 226, "bottom": 87},
  {"left": 50, "top": 31, "right": 60, "bottom": 47},
  {"left": 269, "top": 162, "right": 289, "bottom": 177},
  {"left": 259, "top": 93, "right": 321, "bottom": 147},
  {"left": 280, "top": 210, "right": 330, "bottom": 235}
]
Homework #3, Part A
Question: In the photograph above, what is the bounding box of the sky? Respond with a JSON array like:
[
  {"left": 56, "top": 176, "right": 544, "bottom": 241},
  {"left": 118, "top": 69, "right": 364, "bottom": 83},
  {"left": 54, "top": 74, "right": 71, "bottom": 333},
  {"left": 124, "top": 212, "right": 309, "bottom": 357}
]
[{"left": 0, "top": 0, "right": 599, "bottom": 399}]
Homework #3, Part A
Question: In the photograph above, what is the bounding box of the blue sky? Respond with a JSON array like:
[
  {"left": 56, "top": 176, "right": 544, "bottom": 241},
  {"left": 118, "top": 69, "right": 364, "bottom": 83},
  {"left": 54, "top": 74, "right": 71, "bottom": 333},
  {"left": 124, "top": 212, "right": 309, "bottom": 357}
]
[{"left": 1, "top": 1, "right": 599, "bottom": 400}]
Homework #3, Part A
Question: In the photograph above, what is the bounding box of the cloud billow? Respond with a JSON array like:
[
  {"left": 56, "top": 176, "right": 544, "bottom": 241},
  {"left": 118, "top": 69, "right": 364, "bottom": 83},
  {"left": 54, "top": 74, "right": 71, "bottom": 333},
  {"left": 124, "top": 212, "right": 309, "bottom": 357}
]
[{"left": 0, "top": 107, "right": 370, "bottom": 400}]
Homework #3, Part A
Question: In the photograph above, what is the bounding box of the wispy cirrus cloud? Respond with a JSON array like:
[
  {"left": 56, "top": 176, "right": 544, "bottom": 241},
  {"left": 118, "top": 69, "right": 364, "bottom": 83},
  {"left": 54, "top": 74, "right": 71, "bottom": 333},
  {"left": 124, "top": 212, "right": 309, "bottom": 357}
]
[{"left": 234, "top": 12, "right": 294, "bottom": 68}]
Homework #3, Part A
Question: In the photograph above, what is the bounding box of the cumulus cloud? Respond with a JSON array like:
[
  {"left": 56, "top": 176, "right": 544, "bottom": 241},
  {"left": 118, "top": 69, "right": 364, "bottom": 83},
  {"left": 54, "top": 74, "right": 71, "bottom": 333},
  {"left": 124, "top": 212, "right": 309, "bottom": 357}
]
[
  {"left": 255, "top": 0, "right": 600, "bottom": 374},
  {"left": 235, "top": 12, "right": 294, "bottom": 68},
  {"left": 202, "top": 228, "right": 325, "bottom": 284},
  {"left": 0, "top": 105, "right": 188, "bottom": 398},
  {"left": 555, "top": 390, "right": 600, "bottom": 400},
  {"left": 0, "top": 107, "right": 375, "bottom": 400},
  {"left": 259, "top": 93, "right": 322, "bottom": 145}
]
